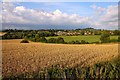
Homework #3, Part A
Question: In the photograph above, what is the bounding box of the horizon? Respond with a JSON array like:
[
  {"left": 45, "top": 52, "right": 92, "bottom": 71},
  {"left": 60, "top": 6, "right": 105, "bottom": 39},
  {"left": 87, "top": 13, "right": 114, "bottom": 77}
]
[
  {"left": 1, "top": 27, "right": 119, "bottom": 31},
  {"left": 2, "top": 2, "right": 118, "bottom": 30}
]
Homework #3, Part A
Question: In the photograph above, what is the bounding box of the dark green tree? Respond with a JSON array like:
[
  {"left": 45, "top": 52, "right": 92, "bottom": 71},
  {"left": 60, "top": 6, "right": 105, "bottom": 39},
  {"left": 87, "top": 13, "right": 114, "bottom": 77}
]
[
  {"left": 47, "top": 38, "right": 57, "bottom": 43},
  {"left": 81, "top": 40, "right": 86, "bottom": 44},
  {"left": 100, "top": 31, "right": 110, "bottom": 43},
  {"left": 75, "top": 40, "right": 81, "bottom": 44},
  {"left": 69, "top": 41, "right": 75, "bottom": 44},
  {"left": 114, "top": 30, "right": 120, "bottom": 35},
  {"left": 118, "top": 36, "right": 120, "bottom": 42},
  {"left": 56, "top": 37, "right": 65, "bottom": 43},
  {"left": 35, "top": 34, "right": 39, "bottom": 39},
  {"left": 40, "top": 37, "right": 47, "bottom": 43}
]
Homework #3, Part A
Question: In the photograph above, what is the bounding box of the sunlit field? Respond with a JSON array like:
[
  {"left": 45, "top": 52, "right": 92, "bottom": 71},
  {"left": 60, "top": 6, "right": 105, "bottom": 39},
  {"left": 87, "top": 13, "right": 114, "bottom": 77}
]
[
  {"left": 46, "top": 35, "right": 118, "bottom": 43},
  {"left": 2, "top": 39, "right": 118, "bottom": 78}
]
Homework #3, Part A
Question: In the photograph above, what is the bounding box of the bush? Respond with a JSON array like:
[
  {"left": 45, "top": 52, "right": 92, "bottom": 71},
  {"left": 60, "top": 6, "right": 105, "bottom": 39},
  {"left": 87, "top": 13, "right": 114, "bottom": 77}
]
[
  {"left": 47, "top": 37, "right": 65, "bottom": 43},
  {"left": 31, "top": 38, "right": 36, "bottom": 42},
  {"left": 81, "top": 40, "right": 87, "bottom": 44},
  {"left": 110, "top": 39, "right": 118, "bottom": 43},
  {"left": 68, "top": 40, "right": 89, "bottom": 44},
  {"left": 20, "top": 39, "right": 29, "bottom": 43},
  {"left": 40, "top": 37, "right": 47, "bottom": 43},
  {"left": 86, "top": 42, "right": 89, "bottom": 44},
  {"left": 64, "top": 42, "right": 68, "bottom": 44},
  {"left": 36, "top": 38, "right": 41, "bottom": 42},
  {"left": 75, "top": 40, "right": 81, "bottom": 44},
  {"left": 47, "top": 38, "right": 57, "bottom": 43},
  {"left": 118, "top": 36, "right": 120, "bottom": 42},
  {"left": 68, "top": 41, "right": 76, "bottom": 44},
  {"left": 92, "top": 41, "right": 100, "bottom": 44},
  {"left": 100, "top": 31, "right": 110, "bottom": 43},
  {"left": 56, "top": 37, "right": 65, "bottom": 43}
]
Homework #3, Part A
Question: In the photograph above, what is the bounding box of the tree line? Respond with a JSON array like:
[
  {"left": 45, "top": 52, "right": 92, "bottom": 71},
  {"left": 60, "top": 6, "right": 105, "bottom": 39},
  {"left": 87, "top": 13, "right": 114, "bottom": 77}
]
[{"left": 2, "top": 29, "right": 120, "bottom": 44}]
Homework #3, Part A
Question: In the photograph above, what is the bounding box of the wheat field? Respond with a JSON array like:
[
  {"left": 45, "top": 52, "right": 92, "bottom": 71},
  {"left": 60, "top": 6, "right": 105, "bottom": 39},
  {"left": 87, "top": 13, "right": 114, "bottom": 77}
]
[{"left": 2, "top": 39, "right": 118, "bottom": 77}]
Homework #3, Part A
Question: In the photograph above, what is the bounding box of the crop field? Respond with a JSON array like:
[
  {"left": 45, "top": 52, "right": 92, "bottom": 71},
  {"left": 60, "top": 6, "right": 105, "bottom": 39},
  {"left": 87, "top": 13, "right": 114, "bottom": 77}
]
[
  {"left": 0, "top": 32, "right": 6, "bottom": 37},
  {"left": 46, "top": 35, "right": 118, "bottom": 43},
  {"left": 2, "top": 39, "right": 118, "bottom": 78}
]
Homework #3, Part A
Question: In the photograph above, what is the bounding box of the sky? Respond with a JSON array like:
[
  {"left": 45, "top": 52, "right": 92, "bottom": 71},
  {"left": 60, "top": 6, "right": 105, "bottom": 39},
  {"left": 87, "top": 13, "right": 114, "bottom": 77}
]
[{"left": 1, "top": 2, "right": 119, "bottom": 30}]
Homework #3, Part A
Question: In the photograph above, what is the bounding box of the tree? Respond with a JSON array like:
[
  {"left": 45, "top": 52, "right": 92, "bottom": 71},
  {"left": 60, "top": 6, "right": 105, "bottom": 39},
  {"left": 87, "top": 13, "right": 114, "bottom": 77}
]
[
  {"left": 7, "top": 35, "right": 10, "bottom": 39},
  {"left": 56, "top": 37, "right": 65, "bottom": 43},
  {"left": 39, "top": 32, "right": 45, "bottom": 37},
  {"left": 81, "top": 40, "right": 86, "bottom": 44},
  {"left": 47, "top": 38, "right": 57, "bottom": 43},
  {"left": 100, "top": 31, "right": 110, "bottom": 43},
  {"left": 75, "top": 40, "right": 81, "bottom": 44},
  {"left": 69, "top": 41, "right": 75, "bottom": 44},
  {"left": 31, "top": 38, "right": 36, "bottom": 42},
  {"left": 36, "top": 38, "right": 41, "bottom": 42},
  {"left": 40, "top": 37, "right": 47, "bottom": 43},
  {"left": 12, "top": 35, "right": 16, "bottom": 39},
  {"left": 27, "top": 34, "right": 33, "bottom": 38},
  {"left": 24, "top": 36, "right": 28, "bottom": 40},
  {"left": 114, "top": 30, "right": 120, "bottom": 35},
  {"left": 81, "top": 31, "right": 84, "bottom": 35},
  {"left": 118, "top": 36, "right": 120, "bottom": 42},
  {"left": 35, "top": 34, "right": 39, "bottom": 39}
]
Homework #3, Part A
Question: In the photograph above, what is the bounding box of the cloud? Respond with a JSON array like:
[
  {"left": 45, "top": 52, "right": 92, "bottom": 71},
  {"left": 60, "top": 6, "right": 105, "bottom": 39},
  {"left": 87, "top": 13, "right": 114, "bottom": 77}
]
[
  {"left": 100, "top": 5, "right": 118, "bottom": 22},
  {"left": 2, "top": 3, "right": 92, "bottom": 29},
  {"left": 90, "top": 4, "right": 118, "bottom": 29},
  {"left": 90, "top": 4, "right": 106, "bottom": 15},
  {"left": 2, "top": 3, "right": 118, "bottom": 30}
]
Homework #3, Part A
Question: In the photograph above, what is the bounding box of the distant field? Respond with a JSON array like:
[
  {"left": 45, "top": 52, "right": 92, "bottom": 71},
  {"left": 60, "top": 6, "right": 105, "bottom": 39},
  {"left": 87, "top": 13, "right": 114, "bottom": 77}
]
[
  {"left": 0, "top": 32, "right": 6, "bottom": 36},
  {"left": 2, "top": 39, "right": 118, "bottom": 77},
  {"left": 46, "top": 35, "right": 118, "bottom": 43}
]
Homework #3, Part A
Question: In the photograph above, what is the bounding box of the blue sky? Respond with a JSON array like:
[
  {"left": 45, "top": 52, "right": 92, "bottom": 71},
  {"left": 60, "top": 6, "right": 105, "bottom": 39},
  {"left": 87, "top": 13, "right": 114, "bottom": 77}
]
[
  {"left": 2, "top": 2, "right": 118, "bottom": 30},
  {"left": 16, "top": 2, "right": 117, "bottom": 16}
]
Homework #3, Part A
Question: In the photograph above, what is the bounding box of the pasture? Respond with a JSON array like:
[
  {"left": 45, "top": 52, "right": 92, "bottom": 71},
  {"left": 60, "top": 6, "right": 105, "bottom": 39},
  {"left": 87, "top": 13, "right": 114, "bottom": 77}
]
[{"left": 46, "top": 35, "right": 118, "bottom": 43}]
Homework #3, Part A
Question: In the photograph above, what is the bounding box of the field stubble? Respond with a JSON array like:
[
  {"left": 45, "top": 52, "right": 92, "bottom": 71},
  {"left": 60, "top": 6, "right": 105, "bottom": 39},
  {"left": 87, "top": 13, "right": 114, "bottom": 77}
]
[{"left": 2, "top": 39, "right": 118, "bottom": 77}]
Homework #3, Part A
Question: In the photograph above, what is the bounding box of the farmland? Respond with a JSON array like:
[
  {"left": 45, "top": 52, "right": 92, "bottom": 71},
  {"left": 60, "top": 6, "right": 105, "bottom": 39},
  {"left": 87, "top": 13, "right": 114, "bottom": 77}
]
[
  {"left": 2, "top": 39, "right": 119, "bottom": 78},
  {"left": 0, "top": 32, "right": 6, "bottom": 37},
  {"left": 46, "top": 35, "right": 119, "bottom": 43}
]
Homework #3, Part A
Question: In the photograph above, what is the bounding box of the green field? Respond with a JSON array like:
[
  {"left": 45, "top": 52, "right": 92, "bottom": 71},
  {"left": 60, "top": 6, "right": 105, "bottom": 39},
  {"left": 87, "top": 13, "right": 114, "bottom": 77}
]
[{"left": 46, "top": 35, "right": 118, "bottom": 43}]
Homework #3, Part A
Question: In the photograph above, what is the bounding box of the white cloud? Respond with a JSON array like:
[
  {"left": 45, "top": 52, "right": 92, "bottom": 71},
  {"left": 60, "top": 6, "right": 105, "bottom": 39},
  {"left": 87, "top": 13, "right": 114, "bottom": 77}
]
[
  {"left": 91, "top": 4, "right": 106, "bottom": 15},
  {"left": 2, "top": 3, "right": 92, "bottom": 27},
  {"left": 100, "top": 5, "right": 118, "bottom": 22},
  {"left": 91, "top": 4, "right": 118, "bottom": 29},
  {"left": 2, "top": 3, "right": 118, "bottom": 30},
  {"left": 53, "top": 9, "right": 62, "bottom": 14}
]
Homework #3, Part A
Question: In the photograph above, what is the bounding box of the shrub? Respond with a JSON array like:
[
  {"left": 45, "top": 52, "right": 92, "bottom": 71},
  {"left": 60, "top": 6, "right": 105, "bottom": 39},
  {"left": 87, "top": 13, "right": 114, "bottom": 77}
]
[
  {"left": 75, "top": 40, "right": 81, "bottom": 44},
  {"left": 110, "top": 39, "right": 118, "bottom": 43},
  {"left": 56, "top": 37, "right": 65, "bottom": 43},
  {"left": 36, "top": 38, "right": 41, "bottom": 42},
  {"left": 68, "top": 40, "right": 88, "bottom": 44},
  {"left": 20, "top": 39, "right": 29, "bottom": 43},
  {"left": 86, "top": 42, "right": 89, "bottom": 44},
  {"left": 92, "top": 41, "right": 100, "bottom": 44},
  {"left": 81, "top": 40, "right": 86, "bottom": 44},
  {"left": 68, "top": 41, "right": 76, "bottom": 44},
  {"left": 64, "top": 42, "right": 68, "bottom": 44},
  {"left": 118, "top": 36, "right": 120, "bottom": 42},
  {"left": 30, "top": 38, "right": 36, "bottom": 42},
  {"left": 47, "top": 38, "right": 57, "bottom": 43},
  {"left": 100, "top": 31, "right": 110, "bottom": 43},
  {"left": 40, "top": 37, "right": 47, "bottom": 43}
]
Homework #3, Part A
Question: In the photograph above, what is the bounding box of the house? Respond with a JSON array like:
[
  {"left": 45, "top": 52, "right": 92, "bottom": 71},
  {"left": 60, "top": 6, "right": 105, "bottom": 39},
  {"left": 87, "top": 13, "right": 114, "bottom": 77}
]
[{"left": 56, "top": 31, "right": 67, "bottom": 36}]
